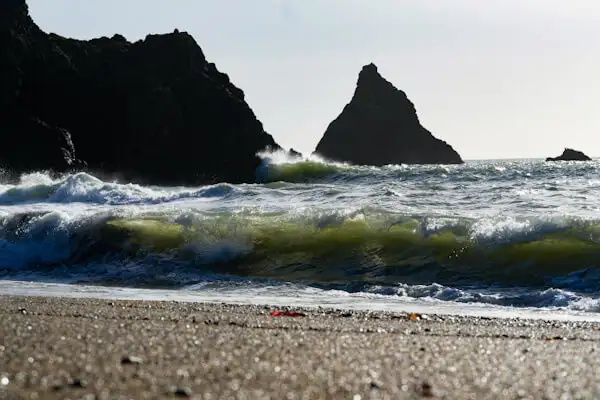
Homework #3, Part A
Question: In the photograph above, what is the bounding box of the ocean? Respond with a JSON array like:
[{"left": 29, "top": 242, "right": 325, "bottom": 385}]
[{"left": 1, "top": 152, "right": 600, "bottom": 320}]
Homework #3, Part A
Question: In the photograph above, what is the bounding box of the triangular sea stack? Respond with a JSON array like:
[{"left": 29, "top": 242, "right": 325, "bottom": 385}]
[{"left": 314, "top": 63, "right": 462, "bottom": 165}]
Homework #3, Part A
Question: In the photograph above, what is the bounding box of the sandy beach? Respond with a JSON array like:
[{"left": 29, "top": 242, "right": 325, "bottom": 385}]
[{"left": 1, "top": 296, "right": 600, "bottom": 399}]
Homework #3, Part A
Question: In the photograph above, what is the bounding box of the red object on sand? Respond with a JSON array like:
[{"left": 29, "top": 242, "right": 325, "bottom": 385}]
[
  {"left": 284, "top": 311, "right": 306, "bottom": 317},
  {"left": 269, "top": 310, "right": 306, "bottom": 317}
]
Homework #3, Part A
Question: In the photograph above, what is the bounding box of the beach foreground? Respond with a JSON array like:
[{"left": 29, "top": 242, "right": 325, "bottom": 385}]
[{"left": 1, "top": 296, "right": 600, "bottom": 399}]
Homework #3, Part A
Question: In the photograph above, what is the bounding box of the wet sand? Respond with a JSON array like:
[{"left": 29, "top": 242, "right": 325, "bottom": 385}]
[{"left": 1, "top": 296, "right": 600, "bottom": 399}]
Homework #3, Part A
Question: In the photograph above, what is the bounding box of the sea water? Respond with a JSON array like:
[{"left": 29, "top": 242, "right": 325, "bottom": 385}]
[{"left": 1, "top": 152, "right": 600, "bottom": 320}]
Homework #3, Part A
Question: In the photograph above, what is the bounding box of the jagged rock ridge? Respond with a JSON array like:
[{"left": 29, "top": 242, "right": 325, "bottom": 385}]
[
  {"left": 314, "top": 63, "right": 462, "bottom": 166},
  {"left": 0, "top": 0, "right": 279, "bottom": 184}
]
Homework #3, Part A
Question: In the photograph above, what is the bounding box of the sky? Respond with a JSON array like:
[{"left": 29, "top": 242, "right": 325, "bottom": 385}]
[{"left": 28, "top": 0, "right": 600, "bottom": 160}]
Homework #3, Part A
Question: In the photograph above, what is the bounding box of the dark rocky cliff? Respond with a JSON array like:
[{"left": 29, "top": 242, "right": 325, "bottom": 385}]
[
  {"left": 0, "top": 0, "right": 278, "bottom": 184},
  {"left": 314, "top": 64, "right": 462, "bottom": 166},
  {"left": 546, "top": 148, "right": 591, "bottom": 162}
]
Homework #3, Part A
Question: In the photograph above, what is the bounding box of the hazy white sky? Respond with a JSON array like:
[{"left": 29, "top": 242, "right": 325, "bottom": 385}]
[{"left": 28, "top": 1, "right": 600, "bottom": 159}]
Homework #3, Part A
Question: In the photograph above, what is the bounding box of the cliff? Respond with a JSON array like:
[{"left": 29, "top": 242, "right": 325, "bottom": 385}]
[
  {"left": 0, "top": 0, "right": 279, "bottom": 184},
  {"left": 314, "top": 64, "right": 462, "bottom": 166}
]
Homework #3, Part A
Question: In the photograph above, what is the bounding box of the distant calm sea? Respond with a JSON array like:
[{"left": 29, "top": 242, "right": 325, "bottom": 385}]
[{"left": 2, "top": 152, "right": 600, "bottom": 318}]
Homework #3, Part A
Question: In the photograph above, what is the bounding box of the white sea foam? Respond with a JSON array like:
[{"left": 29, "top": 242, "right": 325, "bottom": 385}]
[{"left": 0, "top": 172, "right": 240, "bottom": 205}]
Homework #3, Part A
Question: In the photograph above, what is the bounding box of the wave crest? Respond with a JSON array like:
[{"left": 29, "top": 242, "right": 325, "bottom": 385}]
[
  {"left": 0, "top": 172, "right": 239, "bottom": 205},
  {"left": 2, "top": 210, "right": 600, "bottom": 294}
]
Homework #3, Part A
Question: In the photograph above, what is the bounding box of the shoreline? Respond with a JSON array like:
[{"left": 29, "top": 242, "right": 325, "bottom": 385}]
[
  {"left": 2, "top": 295, "right": 600, "bottom": 399},
  {"left": 2, "top": 280, "right": 600, "bottom": 323}
]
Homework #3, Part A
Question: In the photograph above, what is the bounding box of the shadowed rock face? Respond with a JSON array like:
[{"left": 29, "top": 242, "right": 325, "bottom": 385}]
[
  {"left": 314, "top": 63, "right": 462, "bottom": 166},
  {"left": 0, "top": 0, "right": 278, "bottom": 184},
  {"left": 546, "top": 148, "right": 592, "bottom": 162}
]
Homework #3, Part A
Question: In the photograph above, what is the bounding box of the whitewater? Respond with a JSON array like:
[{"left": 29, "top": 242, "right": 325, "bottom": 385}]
[{"left": 2, "top": 152, "right": 600, "bottom": 320}]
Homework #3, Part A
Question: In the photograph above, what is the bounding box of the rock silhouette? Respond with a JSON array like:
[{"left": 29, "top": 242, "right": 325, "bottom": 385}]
[
  {"left": 315, "top": 63, "right": 462, "bottom": 166},
  {"left": 0, "top": 0, "right": 278, "bottom": 184},
  {"left": 546, "top": 148, "right": 591, "bottom": 162},
  {"left": 288, "top": 148, "right": 303, "bottom": 159}
]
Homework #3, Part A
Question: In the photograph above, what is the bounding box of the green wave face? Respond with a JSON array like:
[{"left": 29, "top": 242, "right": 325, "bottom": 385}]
[
  {"left": 106, "top": 219, "right": 187, "bottom": 253},
  {"left": 101, "top": 215, "right": 600, "bottom": 288},
  {"left": 259, "top": 161, "right": 346, "bottom": 182}
]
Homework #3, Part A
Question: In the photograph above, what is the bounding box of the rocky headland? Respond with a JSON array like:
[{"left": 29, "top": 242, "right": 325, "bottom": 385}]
[
  {"left": 314, "top": 63, "right": 462, "bottom": 166},
  {"left": 0, "top": 0, "right": 278, "bottom": 185}
]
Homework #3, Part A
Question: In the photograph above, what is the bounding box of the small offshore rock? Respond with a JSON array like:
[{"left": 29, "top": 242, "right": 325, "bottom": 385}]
[
  {"left": 288, "top": 148, "right": 303, "bottom": 158},
  {"left": 546, "top": 148, "right": 592, "bottom": 162}
]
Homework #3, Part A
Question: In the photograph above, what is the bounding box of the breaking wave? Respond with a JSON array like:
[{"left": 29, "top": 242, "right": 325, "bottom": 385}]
[
  {"left": 0, "top": 172, "right": 238, "bottom": 205},
  {"left": 2, "top": 208, "right": 600, "bottom": 298},
  {"left": 255, "top": 150, "right": 600, "bottom": 183}
]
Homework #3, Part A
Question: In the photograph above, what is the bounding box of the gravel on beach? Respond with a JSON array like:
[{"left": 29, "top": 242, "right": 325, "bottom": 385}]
[{"left": 1, "top": 295, "right": 600, "bottom": 399}]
